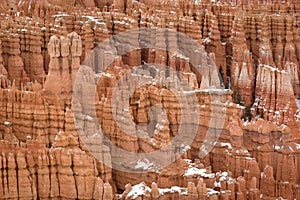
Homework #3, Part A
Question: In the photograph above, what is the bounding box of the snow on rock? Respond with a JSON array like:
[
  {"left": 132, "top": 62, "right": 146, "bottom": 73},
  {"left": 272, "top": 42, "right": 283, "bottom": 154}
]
[
  {"left": 134, "top": 158, "right": 154, "bottom": 170},
  {"left": 4, "top": 121, "right": 11, "bottom": 125},
  {"left": 183, "top": 166, "right": 215, "bottom": 178},
  {"left": 207, "top": 188, "right": 220, "bottom": 195},
  {"left": 158, "top": 186, "right": 187, "bottom": 195},
  {"left": 216, "top": 171, "right": 233, "bottom": 182},
  {"left": 296, "top": 110, "right": 300, "bottom": 122},
  {"left": 219, "top": 142, "right": 232, "bottom": 149},
  {"left": 126, "top": 182, "right": 151, "bottom": 199},
  {"left": 214, "top": 180, "right": 221, "bottom": 188},
  {"left": 183, "top": 159, "right": 215, "bottom": 178}
]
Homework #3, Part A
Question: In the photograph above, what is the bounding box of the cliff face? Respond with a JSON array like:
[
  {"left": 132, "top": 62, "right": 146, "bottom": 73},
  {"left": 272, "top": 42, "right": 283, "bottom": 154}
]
[
  {"left": 0, "top": 141, "right": 113, "bottom": 199},
  {"left": 0, "top": 0, "right": 299, "bottom": 199}
]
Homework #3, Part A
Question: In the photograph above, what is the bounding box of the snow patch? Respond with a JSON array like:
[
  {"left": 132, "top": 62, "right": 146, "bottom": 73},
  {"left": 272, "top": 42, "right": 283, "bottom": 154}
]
[
  {"left": 85, "top": 115, "right": 94, "bottom": 121},
  {"left": 126, "top": 182, "right": 151, "bottom": 199},
  {"left": 220, "top": 142, "right": 232, "bottom": 149},
  {"left": 158, "top": 186, "right": 187, "bottom": 195},
  {"left": 274, "top": 144, "right": 283, "bottom": 150},
  {"left": 4, "top": 121, "right": 11, "bottom": 125},
  {"left": 207, "top": 188, "right": 219, "bottom": 195},
  {"left": 134, "top": 158, "right": 154, "bottom": 170},
  {"left": 214, "top": 180, "right": 221, "bottom": 188},
  {"left": 184, "top": 167, "right": 215, "bottom": 178}
]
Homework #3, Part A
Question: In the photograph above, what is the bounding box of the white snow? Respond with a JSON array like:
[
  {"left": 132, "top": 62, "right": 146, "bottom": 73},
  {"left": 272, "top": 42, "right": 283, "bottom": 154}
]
[
  {"left": 134, "top": 158, "right": 154, "bottom": 170},
  {"left": 155, "top": 123, "right": 164, "bottom": 130},
  {"left": 214, "top": 180, "right": 221, "bottom": 188},
  {"left": 4, "top": 121, "right": 11, "bottom": 125},
  {"left": 207, "top": 188, "right": 219, "bottom": 195},
  {"left": 203, "top": 37, "right": 211, "bottom": 43},
  {"left": 262, "top": 64, "right": 282, "bottom": 73},
  {"left": 150, "top": 138, "right": 156, "bottom": 145},
  {"left": 217, "top": 171, "right": 230, "bottom": 182},
  {"left": 85, "top": 115, "right": 94, "bottom": 121},
  {"left": 184, "top": 167, "right": 215, "bottom": 178},
  {"left": 274, "top": 144, "right": 283, "bottom": 150},
  {"left": 182, "top": 145, "right": 191, "bottom": 153},
  {"left": 219, "top": 142, "right": 232, "bottom": 149},
  {"left": 261, "top": 172, "right": 266, "bottom": 178},
  {"left": 195, "top": 0, "right": 201, "bottom": 4},
  {"left": 126, "top": 182, "right": 151, "bottom": 199},
  {"left": 158, "top": 186, "right": 187, "bottom": 195},
  {"left": 52, "top": 13, "right": 70, "bottom": 18}
]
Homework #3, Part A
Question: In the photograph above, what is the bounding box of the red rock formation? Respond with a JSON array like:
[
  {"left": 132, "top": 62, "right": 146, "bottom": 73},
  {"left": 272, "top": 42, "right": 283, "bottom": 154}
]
[
  {"left": 2, "top": 32, "right": 29, "bottom": 88},
  {"left": 0, "top": 140, "right": 113, "bottom": 199},
  {"left": 230, "top": 15, "right": 255, "bottom": 107},
  {"left": 19, "top": 22, "right": 45, "bottom": 83},
  {"left": 282, "top": 16, "right": 300, "bottom": 99},
  {"left": 0, "top": 40, "right": 8, "bottom": 88},
  {"left": 203, "top": 10, "right": 226, "bottom": 85},
  {"left": 0, "top": 1, "right": 299, "bottom": 199},
  {"left": 44, "top": 32, "right": 82, "bottom": 107},
  {"left": 253, "top": 64, "right": 299, "bottom": 137},
  {"left": 260, "top": 165, "right": 276, "bottom": 198}
]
